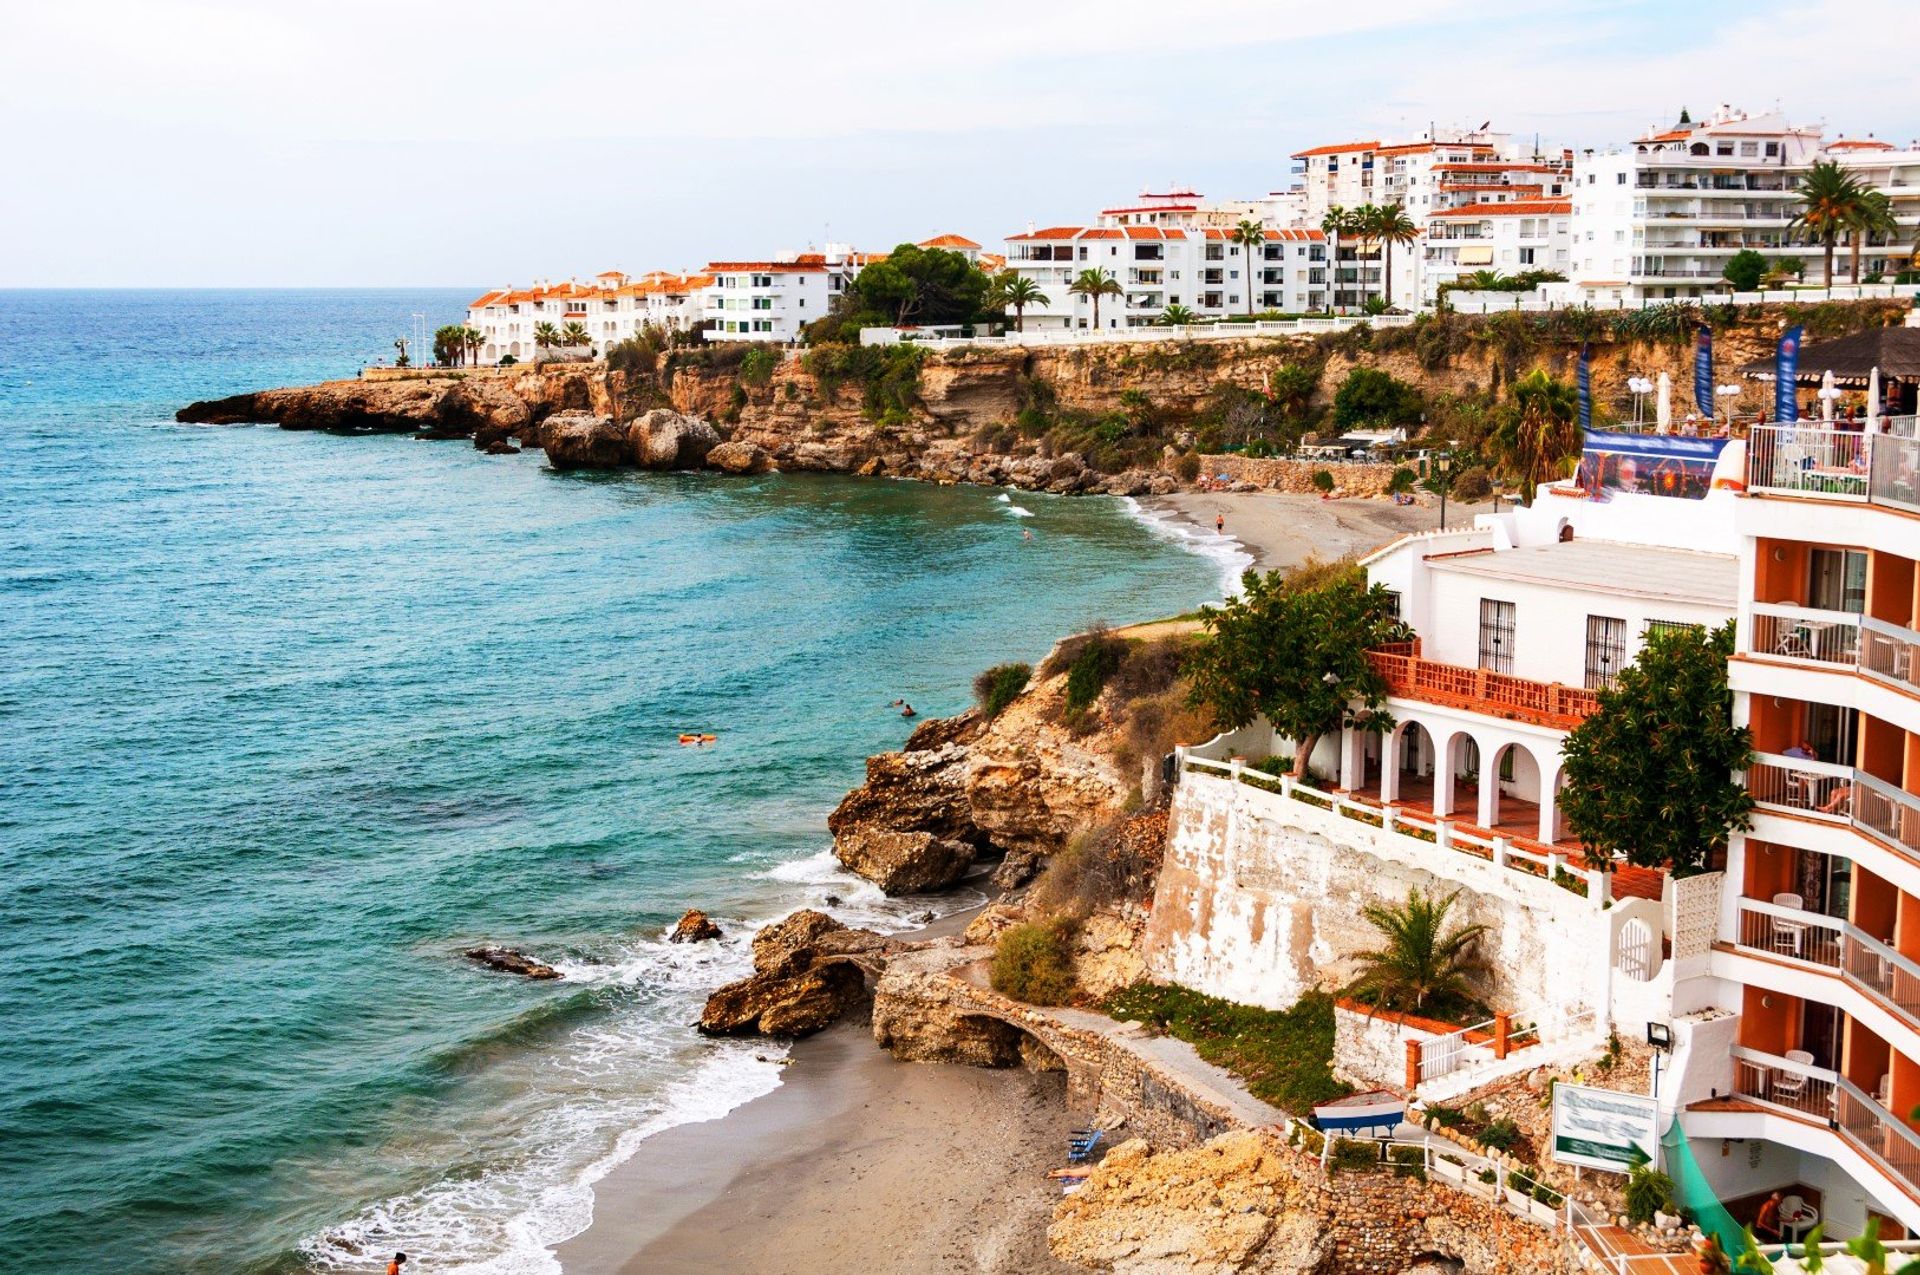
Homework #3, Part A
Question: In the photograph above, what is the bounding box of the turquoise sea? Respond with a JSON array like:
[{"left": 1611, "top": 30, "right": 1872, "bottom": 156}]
[{"left": 0, "top": 290, "right": 1235, "bottom": 1273}]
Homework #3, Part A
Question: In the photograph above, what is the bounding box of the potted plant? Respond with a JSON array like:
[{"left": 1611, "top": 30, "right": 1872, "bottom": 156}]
[{"left": 1505, "top": 1166, "right": 1538, "bottom": 1212}]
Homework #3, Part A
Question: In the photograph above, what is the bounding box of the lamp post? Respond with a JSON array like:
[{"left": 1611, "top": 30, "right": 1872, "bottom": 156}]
[
  {"left": 1715, "top": 383, "right": 1742, "bottom": 430},
  {"left": 1434, "top": 448, "right": 1453, "bottom": 530},
  {"left": 1627, "top": 376, "right": 1653, "bottom": 426}
]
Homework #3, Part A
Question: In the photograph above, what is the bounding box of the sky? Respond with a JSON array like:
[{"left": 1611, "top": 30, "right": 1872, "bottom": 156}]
[{"left": 4, "top": 0, "right": 1917, "bottom": 288}]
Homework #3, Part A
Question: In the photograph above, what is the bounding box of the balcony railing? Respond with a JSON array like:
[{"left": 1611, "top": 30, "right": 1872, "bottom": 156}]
[
  {"left": 1862, "top": 616, "right": 1920, "bottom": 693},
  {"left": 1732, "top": 1045, "right": 1837, "bottom": 1120},
  {"left": 1731, "top": 1044, "right": 1920, "bottom": 1203},
  {"left": 1368, "top": 642, "right": 1599, "bottom": 729},
  {"left": 1750, "top": 603, "right": 1862, "bottom": 667},
  {"left": 1747, "top": 421, "right": 1920, "bottom": 511},
  {"left": 1731, "top": 896, "right": 1920, "bottom": 1029},
  {"left": 1749, "top": 752, "right": 1920, "bottom": 861}
]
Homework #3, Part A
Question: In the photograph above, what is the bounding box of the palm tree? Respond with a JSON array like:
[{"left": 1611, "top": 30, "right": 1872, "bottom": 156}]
[
  {"left": 533, "top": 321, "right": 560, "bottom": 349},
  {"left": 1230, "top": 218, "right": 1267, "bottom": 316},
  {"left": 1462, "top": 269, "right": 1511, "bottom": 291},
  {"left": 992, "top": 273, "right": 1049, "bottom": 333},
  {"left": 1495, "top": 369, "right": 1582, "bottom": 504},
  {"left": 1345, "top": 886, "right": 1489, "bottom": 1014},
  {"left": 1790, "top": 160, "right": 1868, "bottom": 289},
  {"left": 1345, "top": 203, "right": 1382, "bottom": 308},
  {"left": 463, "top": 326, "right": 485, "bottom": 367},
  {"left": 1067, "top": 268, "right": 1122, "bottom": 332},
  {"left": 1319, "top": 204, "right": 1346, "bottom": 312},
  {"left": 560, "top": 321, "right": 590, "bottom": 347},
  {"left": 1848, "top": 189, "right": 1899, "bottom": 283},
  {"left": 1371, "top": 203, "right": 1419, "bottom": 312},
  {"left": 1159, "top": 303, "right": 1198, "bottom": 326}
]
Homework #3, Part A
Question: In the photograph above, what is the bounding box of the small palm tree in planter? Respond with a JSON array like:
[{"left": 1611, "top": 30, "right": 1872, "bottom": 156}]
[
  {"left": 1068, "top": 268, "right": 1123, "bottom": 332},
  {"left": 1159, "top": 303, "right": 1199, "bottom": 326},
  {"left": 1345, "top": 885, "right": 1489, "bottom": 1014}
]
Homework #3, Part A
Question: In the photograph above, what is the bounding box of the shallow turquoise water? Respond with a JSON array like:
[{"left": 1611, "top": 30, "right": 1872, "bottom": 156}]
[{"left": 0, "top": 291, "right": 1222, "bottom": 1273}]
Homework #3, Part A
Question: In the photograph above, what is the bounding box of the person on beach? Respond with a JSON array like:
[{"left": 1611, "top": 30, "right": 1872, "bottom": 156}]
[
  {"left": 1022, "top": 528, "right": 1033, "bottom": 542},
  {"left": 387, "top": 1255, "right": 407, "bottom": 1275},
  {"left": 1215, "top": 513, "right": 1225, "bottom": 534}
]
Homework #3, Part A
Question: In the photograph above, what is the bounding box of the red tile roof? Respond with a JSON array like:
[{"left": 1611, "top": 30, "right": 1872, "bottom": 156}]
[
  {"left": 1291, "top": 140, "right": 1380, "bottom": 159},
  {"left": 1830, "top": 139, "right": 1895, "bottom": 151},
  {"left": 1430, "top": 199, "right": 1572, "bottom": 218},
  {"left": 917, "top": 233, "right": 981, "bottom": 249}
]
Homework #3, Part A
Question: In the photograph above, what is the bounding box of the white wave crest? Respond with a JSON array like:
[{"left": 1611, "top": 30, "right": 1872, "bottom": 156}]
[{"left": 1117, "top": 496, "right": 1253, "bottom": 597}]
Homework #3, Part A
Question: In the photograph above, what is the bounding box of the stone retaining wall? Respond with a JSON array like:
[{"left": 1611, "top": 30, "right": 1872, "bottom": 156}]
[{"left": 1197, "top": 452, "right": 1402, "bottom": 497}]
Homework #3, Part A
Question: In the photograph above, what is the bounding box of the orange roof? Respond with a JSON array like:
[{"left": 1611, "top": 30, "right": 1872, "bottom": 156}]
[
  {"left": 1637, "top": 128, "right": 1694, "bottom": 144},
  {"left": 1830, "top": 139, "right": 1895, "bottom": 151},
  {"left": 595, "top": 270, "right": 625, "bottom": 279},
  {"left": 976, "top": 252, "right": 1006, "bottom": 272},
  {"left": 1291, "top": 139, "right": 1380, "bottom": 159},
  {"left": 1430, "top": 199, "right": 1572, "bottom": 218},
  {"left": 918, "top": 233, "right": 981, "bottom": 249},
  {"left": 1432, "top": 162, "right": 1565, "bottom": 173},
  {"left": 1373, "top": 143, "right": 1435, "bottom": 157}
]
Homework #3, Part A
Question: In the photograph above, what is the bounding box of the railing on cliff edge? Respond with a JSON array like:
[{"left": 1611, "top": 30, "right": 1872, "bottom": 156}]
[{"left": 1176, "top": 751, "right": 1613, "bottom": 909}]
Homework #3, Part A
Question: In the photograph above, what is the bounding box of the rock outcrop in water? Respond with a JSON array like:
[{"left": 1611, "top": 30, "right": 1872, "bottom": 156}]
[
  {"left": 668, "top": 909, "right": 723, "bottom": 943},
  {"left": 538, "top": 412, "right": 630, "bottom": 470},
  {"left": 698, "top": 910, "right": 906, "bottom": 1037},
  {"left": 464, "top": 946, "right": 563, "bottom": 979}
]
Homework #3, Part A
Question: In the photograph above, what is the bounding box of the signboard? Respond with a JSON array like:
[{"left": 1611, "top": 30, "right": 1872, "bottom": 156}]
[
  {"left": 1575, "top": 429, "right": 1729, "bottom": 501},
  {"left": 1552, "top": 1083, "right": 1659, "bottom": 1173}
]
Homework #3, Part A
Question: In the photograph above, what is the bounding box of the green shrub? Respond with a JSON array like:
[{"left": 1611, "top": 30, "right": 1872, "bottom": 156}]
[
  {"left": 1478, "top": 1117, "right": 1520, "bottom": 1151},
  {"left": 1329, "top": 1139, "right": 1380, "bottom": 1173},
  {"left": 1064, "top": 634, "right": 1127, "bottom": 723},
  {"left": 1452, "top": 465, "right": 1493, "bottom": 502},
  {"left": 1175, "top": 452, "right": 1202, "bottom": 482},
  {"left": 1425, "top": 1104, "right": 1467, "bottom": 1130},
  {"left": 1104, "top": 984, "right": 1347, "bottom": 1114},
  {"left": 737, "top": 346, "right": 779, "bottom": 386},
  {"left": 1722, "top": 249, "right": 1768, "bottom": 292},
  {"left": 1477, "top": 1167, "right": 1498, "bottom": 1186},
  {"left": 1624, "top": 1166, "right": 1677, "bottom": 1226},
  {"left": 1388, "top": 466, "right": 1416, "bottom": 494},
  {"left": 1533, "top": 1180, "right": 1560, "bottom": 1206},
  {"left": 973, "top": 662, "right": 1032, "bottom": 719},
  {"left": 1507, "top": 1166, "right": 1538, "bottom": 1196},
  {"left": 989, "top": 919, "right": 1078, "bottom": 1005},
  {"left": 1332, "top": 366, "right": 1422, "bottom": 429},
  {"left": 1389, "top": 1145, "right": 1427, "bottom": 1182},
  {"left": 1311, "top": 469, "right": 1335, "bottom": 493}
]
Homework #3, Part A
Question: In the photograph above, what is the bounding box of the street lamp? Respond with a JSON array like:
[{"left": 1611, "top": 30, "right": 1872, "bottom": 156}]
[
  {"left": 1627, "top": 376, "right": 1653, "bottom": 426},
  {"left": 1715, "top": 383, "right": 1742, "bottom": 429}
]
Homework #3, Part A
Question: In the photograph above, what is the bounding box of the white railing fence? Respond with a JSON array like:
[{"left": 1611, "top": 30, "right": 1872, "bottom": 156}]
[{"left": 1749, "top": 603, "right": 1862, "bottom": 667}]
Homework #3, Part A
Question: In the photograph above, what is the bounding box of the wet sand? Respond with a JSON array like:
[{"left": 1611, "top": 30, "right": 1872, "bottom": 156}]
[
  {"left": 1148, "top": 490, "right": 1491, "bottom": 574},
  {"left": 555, "top": 1022, "right": 1079, "bottom": 1274}
]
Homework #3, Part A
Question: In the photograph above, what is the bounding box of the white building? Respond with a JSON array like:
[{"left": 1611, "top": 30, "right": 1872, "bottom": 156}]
[
  {"left": 1001, "top": 225, "right": 1326, "bottom": 329},
  {"left": 1568, "top": 105, "right": 1920, "bottom": 303},
  {"left": 465, "top": 270, "right": 711, "bottom": 364},
  {"left": 700, "top": 244, "right": 877, "bottom": 343},
  {"left": 1424, "top": 199, "right": 1573, "bottom": 304}
]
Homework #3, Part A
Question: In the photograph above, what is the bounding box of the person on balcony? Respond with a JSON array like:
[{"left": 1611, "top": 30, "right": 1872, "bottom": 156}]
[
  {"left": 1754, "top": 1192, "right": 1783, "bottom": 1244},
  {"left": 1783, "top": 739, "right": 1817, "bottom": 761},
  {"left": 1816, "top": 781, "right": 1853, "bottom": 816}
]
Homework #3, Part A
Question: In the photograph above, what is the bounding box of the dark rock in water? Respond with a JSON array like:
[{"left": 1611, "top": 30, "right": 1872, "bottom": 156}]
[
  {"left": 916, "top": 910, "right": 937, "bottom": 924},
  {"left": 483, "top": 439, "right": 522, "bottom": 456},
  {"left": 465, "top": 946, "right": 562, "bottom": 979},
  {"left": 990, "top": 849, "right": 1045, "bottom": 891},
  {"left": 823, "top": 894, "right": 843, "bottom": 907},
  {"left": 668, "top": 908, "right": 723, "bottom": 944}
]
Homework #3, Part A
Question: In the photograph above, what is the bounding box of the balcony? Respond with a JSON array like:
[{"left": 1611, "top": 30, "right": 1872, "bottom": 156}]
[
  {"left": 1748, "top": 603, "right": 1920, "bottom": 697},
  {"left": 1368, "top": 642, "right": 1599, "bottom": 730},
  {"left": 1725, "top": 1045, "right": 1920, "bottom": 1203},
  {"left": 1747, "top": 423, "right": 1920, "bottom": 513},
  {"left": 1748, "top": 752, "right": 1920, "bottom": 861},
  {"left": 1730, "top": 896, "right": 1920, "bottom": 1029}
]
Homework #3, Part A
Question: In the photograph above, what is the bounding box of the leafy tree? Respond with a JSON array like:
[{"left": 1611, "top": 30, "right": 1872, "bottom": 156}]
[
  {"left": 848, "top": 243, "right": 993, "bottom": 328},
  {"left": 1388, "top": 466, "right": 1416, "bottom": 494},
  {"left": 1332, "top": 366, "right": 1422, "bottom": 429},
  {"left": 1345, "top": 886, "right": 1490, "bottom": 1014},
  {"left": 1559, "top": 622, "right": 1753, "bottom": 879},
  {"left": 1267, "top": 362, "right": 1319, "bottom": 420},
  {"left": 1311, "top": 468, "right": 1335, "bottom": 493},
  {"left": 1722, "top": 249, "right": 1768, "bottom": 292},
  {"left": 559, "top": 321, "right": 590, "bottom": 347},
  {"left": 990, "top": 272, "right": 1049, "bottom": 332},
  {"left": 1790, "top": 160, "right": 1868, "bottom": 289},
  {"left": 1068, "top": 268, "right": 1123, "bottom": 331},
  {"left": 533, "top": 321, "right": 560, "bottom": 349},
  {"left": 1184, "top": 563, "right": 1403, "bottom": 779},
  {"left": 1370, "top": 203, "right": 1419, "bottom": 311},
  {"left": 1231, "top": 218, "right": 1267, "bottom": 316},
  {"left": 1490, "top": 369, "right": 1580, "bottom": 503},
  {"left": 1159, "top": 303, "right": 1198, "bottom": 326}
]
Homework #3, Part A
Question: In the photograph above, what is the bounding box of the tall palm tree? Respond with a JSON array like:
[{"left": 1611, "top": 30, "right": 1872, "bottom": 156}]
[
  {"left": 1346, "top": 203, "right": 1382, "bottom": 308},
  {"left": 1371, "top": 203, "right": 1419, "bottom": 312},
  {"left": 1067, "top": 268, "right": 1122, "bottom": 332},
  {"left": 1790, "top": 160, "right": 1867, "bottom": 289},
  {"left": 1159, "top": 303, "right": 1198, "bottom": 326},
  {"left": 1230, "top": 218, "right": 1267, "bottom": 316},
  {"left": 560, "top": 321, "right": 590, "bottom": 347},
  {"left": 1319, "top": 204, "right": 1346, "bottom": 312},
  {"left": 463, "top": 326, "right": 485, "bottom": 367},
  {"left": 533, "top": 321, "right": 561, "bottom": 349},
  {"left": 1495, "top": 369, "right": 1582, "bottom": 504},
  {"left": 1848, "top": 189, "right": 1899, "bottom": 283},
  {"left": 1346, "top": 886, "right": 1489, "bottom": 1014},
  {"left": 992, "top": 272, "right": 1049, "bottom": 332}
]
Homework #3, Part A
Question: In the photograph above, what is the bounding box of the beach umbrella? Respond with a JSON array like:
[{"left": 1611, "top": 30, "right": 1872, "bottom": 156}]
[
  {"left": 1656, "top": 371, "right": 1672, "bottom": 432},
  {"left": 1821, "top": 369, "right": 1836, "bottom": 421},
  {"left": 1868, "top": 366, "right": 1881, "bottom": 429}
]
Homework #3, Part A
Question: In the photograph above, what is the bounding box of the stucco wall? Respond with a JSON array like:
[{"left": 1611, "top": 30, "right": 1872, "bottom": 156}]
[{"left": 1144, "top": 771, "right": 1619, "bottom": 1017}]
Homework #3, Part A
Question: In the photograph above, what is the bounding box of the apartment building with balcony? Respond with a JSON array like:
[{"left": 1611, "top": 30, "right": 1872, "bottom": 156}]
[
  {"left": 1568, "top": 105, "right": 1920, "bottom": 304},
  {"left": 1423, "top": 199, "right": 1572, "bottom": 305},
  {"left": 1000, "top": 225, "right": 1326, "bottom": 328},
  {"left": 466, "top": 270, "right": 712, "bottom": 364},
  {"left": 701, "top": 244, "right": 877, "bottom": 342}
]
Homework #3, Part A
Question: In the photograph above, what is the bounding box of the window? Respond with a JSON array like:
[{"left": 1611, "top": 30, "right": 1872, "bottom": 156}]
[
  {"left": 1616, "top": 171, "right": 1628, "bottom": 184},
  {"left": 1765, "top": 142, "right": 1780, "bottom": 157},
  {"left": 1740, "top": 141, "right": 1758, "bottom": 157},
  {"left": 1716, "top": 142, "right": 1733, "bottom": 156},
  {"left": 1585, "top": 615, "right": 1627, "bottom": 689},
  {"left": 1478, "top": 599, "right": 1515, "bottom": 673},
  {"left": 1809, "top": 548, "right": 1867, "bottom": 613},
  {"left": 1518, "top": 247, "right": 1536, "bottom": 265},
  {"left": 1379, "top": 589, "right": 1402, "bottom": 619},
  {"left": 751, "top": 274, "right": 773, "bottom": 288}
]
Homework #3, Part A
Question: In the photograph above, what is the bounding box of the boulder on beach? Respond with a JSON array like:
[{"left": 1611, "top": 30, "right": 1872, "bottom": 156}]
[
  {"left": 706, "top": 439, "right": 772, "bottom": 475},
  {"left": 834, "top": 828, "right": 976, "bottom": 896},
  {"left": 668, "top": 908, "right": 724, "bottom": 943},
  {"left": 698, "top": 911, "right": 903, "bottom": 1037},
  {"left": 628, "top": 409, "right": 720, "bottom": 470},
  {"left": 539, "top": 411, "right": 628, "bottom": 470},
  {"left": 465, "top": 946, "right": 562, "bottom": 979}
]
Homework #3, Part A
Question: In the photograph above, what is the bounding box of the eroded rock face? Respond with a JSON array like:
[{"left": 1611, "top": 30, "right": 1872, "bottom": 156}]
[
  {"left": 870, "top": 944, "right": 1028, "bottom": 1066},
  {"left": 540, "top": 411, "right": 629, "bottom": 470},
  {"left": 177, "top": 377, "right": 534, "bottom": 438},
  {"left": 706, "top": 439, "right": 772, "bottom": 474},
  {"left": 629, "top": 409, "right": 720, "bottom": 470},
  {"left": 464, "top": 946, "right": 562, "bottom": 979},
  {"left": 668, "top": 909, "right": 723, "bottom": 943},
  {"left": 835, "top": 828, "right": 976, "bottom": 896},
  {"left": 698, "top": 911, "right": 903, "bottom": 1037}
]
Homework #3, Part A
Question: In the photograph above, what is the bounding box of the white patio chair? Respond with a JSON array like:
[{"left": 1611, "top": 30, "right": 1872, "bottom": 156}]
[
  {"left": 1770, "top": 1049, "right": 1815, "bottom": 1103},
  {"left": 1770, "top": 893, "right": 1808, "bottom": 957}
]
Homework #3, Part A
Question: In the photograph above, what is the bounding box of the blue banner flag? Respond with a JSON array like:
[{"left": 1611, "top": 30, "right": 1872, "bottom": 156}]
[
  {"left": 1694, "top": 325, "right": 1714, "bottom": 419},
  {"left": 1577, "top": 344, "right": 1592, "bottom": 432},
  {"left": 1776, "top": 326, "right": 1802, "bottom": 424}
]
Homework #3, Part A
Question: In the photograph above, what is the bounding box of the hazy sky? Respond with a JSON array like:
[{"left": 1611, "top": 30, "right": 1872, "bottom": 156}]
[{"left": 5, "top": 0, "right": 1916, "bottom": 287}]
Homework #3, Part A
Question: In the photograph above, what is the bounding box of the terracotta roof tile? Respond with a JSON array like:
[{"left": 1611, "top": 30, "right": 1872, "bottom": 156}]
[
  {"left": 917, "top": 233, "right": 982, "bottom": 249},
  {"left": 1291, "top": 139, "right": 1380, "bottom": 159},
  {"left": 1430, "top": 199, "right": 1572, "bottom": 218}
]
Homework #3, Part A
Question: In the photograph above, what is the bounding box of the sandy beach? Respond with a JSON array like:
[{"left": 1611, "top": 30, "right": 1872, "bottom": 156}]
[
  {"left": 1147, "top": 489, "right": 1491, "bottom": 575},
  {"left": 555, "top": 1021, "right": 1079, "bottom": 1274}
]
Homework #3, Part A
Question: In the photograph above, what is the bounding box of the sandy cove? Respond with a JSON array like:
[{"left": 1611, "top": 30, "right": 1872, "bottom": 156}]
[{"left": 1145, "top": 489, "right": 1494, "bottom": 576}]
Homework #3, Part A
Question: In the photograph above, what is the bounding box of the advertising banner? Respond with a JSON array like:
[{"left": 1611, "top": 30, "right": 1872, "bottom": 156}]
[{"left": 1575, "top": 429, "right": 1728, "bottom": 500}]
